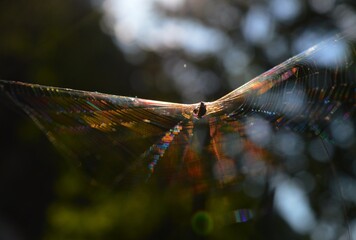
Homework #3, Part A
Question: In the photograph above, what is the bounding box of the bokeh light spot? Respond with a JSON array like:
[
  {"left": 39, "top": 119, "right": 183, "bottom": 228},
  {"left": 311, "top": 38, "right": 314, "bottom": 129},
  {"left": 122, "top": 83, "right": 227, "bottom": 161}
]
[{"left": 191, "top": 211, "right": 214, "bottom": 236}]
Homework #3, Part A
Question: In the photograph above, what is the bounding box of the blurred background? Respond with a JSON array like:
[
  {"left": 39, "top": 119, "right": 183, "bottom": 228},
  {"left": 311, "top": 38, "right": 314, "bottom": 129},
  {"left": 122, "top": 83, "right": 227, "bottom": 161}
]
[{"left": 1, "top": 0, "right": 356, "bottom": 239}]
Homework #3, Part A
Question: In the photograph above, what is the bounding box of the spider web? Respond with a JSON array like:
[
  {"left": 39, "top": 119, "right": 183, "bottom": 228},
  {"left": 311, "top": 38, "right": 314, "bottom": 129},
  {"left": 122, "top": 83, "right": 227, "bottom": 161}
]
[{"left": 1, "top": 31, "right": 356, "bottom": 237}]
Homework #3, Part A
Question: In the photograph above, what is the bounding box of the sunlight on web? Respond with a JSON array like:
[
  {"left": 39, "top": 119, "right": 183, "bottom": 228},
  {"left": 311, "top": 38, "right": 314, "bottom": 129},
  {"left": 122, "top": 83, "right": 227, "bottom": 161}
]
[{"left": 2, "top": 28, "right": 356, "bottom": 239}]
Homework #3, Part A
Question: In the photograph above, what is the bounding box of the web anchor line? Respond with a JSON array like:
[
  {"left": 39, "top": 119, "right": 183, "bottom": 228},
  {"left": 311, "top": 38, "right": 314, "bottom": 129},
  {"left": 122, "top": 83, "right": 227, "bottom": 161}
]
[{"left": 320, "top": 137, "right": 351, "bottom": 240}]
